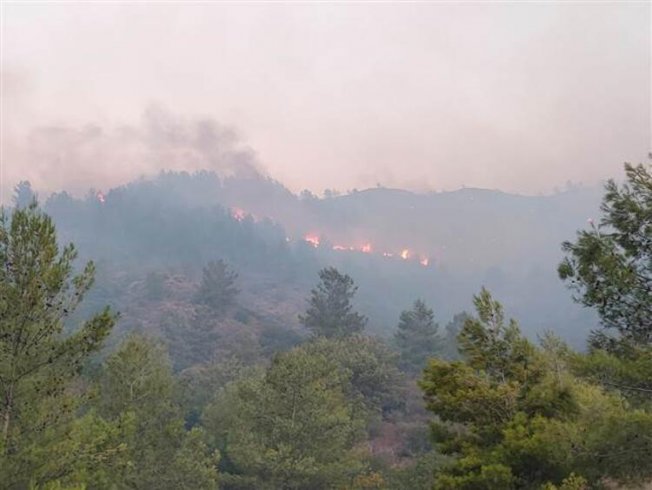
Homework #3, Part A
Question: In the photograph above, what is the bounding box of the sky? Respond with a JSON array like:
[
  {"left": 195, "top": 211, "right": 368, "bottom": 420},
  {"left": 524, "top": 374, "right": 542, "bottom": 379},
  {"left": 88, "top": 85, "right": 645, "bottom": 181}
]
[{"left": 1, "top": 2, "right": 650, "bottom": 201}]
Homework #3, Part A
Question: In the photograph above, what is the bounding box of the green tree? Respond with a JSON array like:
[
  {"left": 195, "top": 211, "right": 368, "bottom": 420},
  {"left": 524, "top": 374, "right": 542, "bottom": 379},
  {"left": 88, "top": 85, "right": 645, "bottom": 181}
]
[
  {"left": 559, "top": 163, "right": 652, "bottom": 402},
  {"left": 394, "top": 299, "right": 443, "bottom": 374},
  {"left": 419, "top": 290, "right": 652, "bottom": 489},
  {"left": 300, "top": 336, "right": 403, "bottom": 417},
  {"left": 96, "top": 334, "right": 218, "bottom": 489},
  {"left": 203, "top": 347, "right": 368, "bottom": 489},
  {"left": 299, "top": 267, "right": 367, "bottom": 338},
  {"left": 558, "top": 163, "right": 651, "bottom": 350},
  {"left": 0, "top": 202, "right": 115, "bottom": 487},
  {"left": 195, "top": 259, "right": 239, "bottom": 312},
  {"left": 457, "top": 287, "right": 535, "bottom": 384}
]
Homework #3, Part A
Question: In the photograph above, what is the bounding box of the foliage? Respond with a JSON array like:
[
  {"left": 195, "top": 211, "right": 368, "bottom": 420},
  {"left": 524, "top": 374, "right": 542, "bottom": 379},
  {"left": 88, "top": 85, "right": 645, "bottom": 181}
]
[
  {"left": 394, "top": 299, "right": 443, "bottom": 374},
  {"left": 0, "top": 202, "right": 115, "bottom": 488},
  {"left": 6, "top": 165, "right": 652, "bottom": 489},
  {"left": 386, "top": 451, "right": 441, "bottom": 489},
  {"left": 570, "top": 344, "right": 652, "bottom": 406},
  {"left": 419, "top": 289, "right": 652, "bottom": 489},
  {"left": 559, "top": 164, "right": 652, "bottom": 406},
  {"left": 96, "top": 334, "right": 219, "bottom": 489},
  {"left": 195, "top": 259, "right": 239, "bottom": 313},
  {"left": 299, "top": 267, "right": 367, "bottom": 338},
  {"left": 457, "top": 287, "right": 536, "bottom": 384},
  {"left": 299, "top": 336, "right": 404, "bottom": 417},
  {"left": 203, "top": 346, "right": 367, "bottom": 489},
  {"left": 559, "top": 163, "right": 651, "bottom": 350}
]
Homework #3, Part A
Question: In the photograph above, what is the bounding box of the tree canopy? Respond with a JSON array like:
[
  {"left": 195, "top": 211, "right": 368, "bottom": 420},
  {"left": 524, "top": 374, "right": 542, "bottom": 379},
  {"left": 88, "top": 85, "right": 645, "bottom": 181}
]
[
  {"left": 0, "top": 202, "right": 115, "bottom": 487},
  {"left": 299, "top": 267, "right": 367, "bottom": 338},
  {"left": 559, "top": 163, "right": 651, "bottom": 351},
  {"left": 394, "top": 299, "right": 443, "bottom": 374},
  {"left": 420, "top": 289, "right": 652, "bottom": 489}
]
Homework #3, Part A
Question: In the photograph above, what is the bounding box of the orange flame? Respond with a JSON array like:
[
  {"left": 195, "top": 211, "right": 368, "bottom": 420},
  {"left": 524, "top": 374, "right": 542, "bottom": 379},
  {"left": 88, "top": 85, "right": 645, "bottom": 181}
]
[
  {"left": 400, "top": 249, "right": 410, "bottom": 260},
  {"left": 420, "top": 257, "right": 429, "bottom": 266},
  {"left": 96, "top": 191, "right": 106, "bottom": 204},
  {"left": 304, "top": 234, "right": 320, "bottom": 248},
  {"left": 361, "top": 243, "right": 372, "bottom": 253}
]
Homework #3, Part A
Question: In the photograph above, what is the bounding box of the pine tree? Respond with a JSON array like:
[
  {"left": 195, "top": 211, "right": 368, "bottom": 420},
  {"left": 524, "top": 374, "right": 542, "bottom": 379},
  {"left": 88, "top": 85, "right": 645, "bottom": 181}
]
[
  {"left": 394, "top": 299, "right": 443, "bottom": 374},
  {"left": 195, "top": 259, "right": 239, "bottom": 312},
  {"left": 0, "top": 202, "right": 115, "bottom": 486},
  {"left": 97, "top": 335, "right": 218, "bottom": 489},
  {"left": 299, "top": 267, "right": 367, "bottom": 338},
  {"left": 458, "top": 288, "right": 534, "bottom": 383},
  {"left": 203, "top": 346, "right": 365, "bottom": 489},
  {"left": 559, "top": 163, "right": 651, "bottom": 350},
  {"left": 419, "top": 289, "right": 652, "bottom": 489},
  {"left": 559, "top": 163, "right": 652, "bottom": 402}
]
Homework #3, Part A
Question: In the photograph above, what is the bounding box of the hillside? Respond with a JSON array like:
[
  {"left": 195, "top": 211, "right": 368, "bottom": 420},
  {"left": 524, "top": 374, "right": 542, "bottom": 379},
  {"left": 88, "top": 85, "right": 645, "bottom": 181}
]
[{"left": 32, "top": 171, "right": 602, "bottom": 358}]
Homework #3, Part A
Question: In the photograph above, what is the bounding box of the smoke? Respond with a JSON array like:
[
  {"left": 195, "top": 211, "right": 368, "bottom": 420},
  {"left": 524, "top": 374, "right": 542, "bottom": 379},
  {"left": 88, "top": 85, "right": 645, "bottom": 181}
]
[{"left": 3, "top": 105, "right": 264, "bottom": 200}]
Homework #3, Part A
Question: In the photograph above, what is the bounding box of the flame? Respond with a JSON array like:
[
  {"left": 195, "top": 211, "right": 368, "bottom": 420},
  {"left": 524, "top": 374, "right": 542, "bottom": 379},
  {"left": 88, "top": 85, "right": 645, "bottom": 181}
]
[
  {"left": 301, "top": 235, "right": 431, "bottom": 266},
  {"left": 304, "top": 234, "right": 320, "bottom": 248},
  {"left": 231, "top": 207, "right": 247, "bottom": 221},
  {"left": 96, "top": 191, "right": 105, "bottom": 204}
]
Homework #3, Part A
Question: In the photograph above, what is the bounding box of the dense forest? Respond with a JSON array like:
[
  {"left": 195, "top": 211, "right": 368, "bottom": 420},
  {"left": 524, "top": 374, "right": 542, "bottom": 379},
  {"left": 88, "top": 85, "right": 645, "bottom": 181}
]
[{"left": 1, "top": 163, "right": 650, "bottom": 489}]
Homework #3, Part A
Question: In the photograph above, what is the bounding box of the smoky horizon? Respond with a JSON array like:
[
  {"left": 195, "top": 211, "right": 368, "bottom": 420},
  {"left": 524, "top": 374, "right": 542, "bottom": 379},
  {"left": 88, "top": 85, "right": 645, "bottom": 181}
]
[{"left": 2, "top": 2, "right": 651, "bottom": 201}]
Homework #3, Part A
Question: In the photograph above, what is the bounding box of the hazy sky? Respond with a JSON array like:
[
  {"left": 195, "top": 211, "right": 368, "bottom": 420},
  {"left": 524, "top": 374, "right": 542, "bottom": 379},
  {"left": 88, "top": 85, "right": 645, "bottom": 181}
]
[{"left": 2, "top": 2, "right": 650, "bottom": 200}]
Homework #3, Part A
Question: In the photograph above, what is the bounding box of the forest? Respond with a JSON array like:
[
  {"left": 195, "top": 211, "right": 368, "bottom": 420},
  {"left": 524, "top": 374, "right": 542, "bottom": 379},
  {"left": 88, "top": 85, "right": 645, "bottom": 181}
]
[{"left": 0, "top": 162, "right": 650, "bottom": 490}]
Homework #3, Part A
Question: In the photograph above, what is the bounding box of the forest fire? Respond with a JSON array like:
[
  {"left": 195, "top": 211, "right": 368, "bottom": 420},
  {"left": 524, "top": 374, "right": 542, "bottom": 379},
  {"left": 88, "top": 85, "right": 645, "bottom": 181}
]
[
  {"left": 304, "top": 234, "right": 321, "bottom": 247},
  {"left": 96, "top": 191, "right": 106, "bottom": 204},
  {"left": 302, "top": 233, "right": 433, "bottom": 267}
]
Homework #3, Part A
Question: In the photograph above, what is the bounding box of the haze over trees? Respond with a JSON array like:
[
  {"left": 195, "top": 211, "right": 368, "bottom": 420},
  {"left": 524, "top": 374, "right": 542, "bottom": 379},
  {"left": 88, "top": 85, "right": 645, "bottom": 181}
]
[
  {"left": 0, "top": 162, "right": 650, "bottom": 488},
  {"left": 299, "top": 266, "right": 367, "bottom": 338},
  {"left": 195, "top": 260, "right": 240, "bottom": 313},
  {"left": 35, "top": 168, "right": 602, "bottom": 344}
]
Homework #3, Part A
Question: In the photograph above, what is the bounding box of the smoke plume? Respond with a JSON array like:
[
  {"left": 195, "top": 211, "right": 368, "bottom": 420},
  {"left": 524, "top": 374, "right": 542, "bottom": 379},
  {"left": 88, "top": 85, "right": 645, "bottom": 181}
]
[{"left": 3, "top": 105, "right": 264, "bottom": 200}]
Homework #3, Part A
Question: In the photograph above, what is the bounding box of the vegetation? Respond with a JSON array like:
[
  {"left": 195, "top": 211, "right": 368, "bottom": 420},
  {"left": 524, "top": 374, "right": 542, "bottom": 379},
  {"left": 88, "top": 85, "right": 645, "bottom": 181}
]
[
  {"left": 299, "top": 267, "right": 367, "bottom": 338},
  {"left": 195, "top": 260, "right": 239, "bottom": 313},
  {"left": 559, "top": 163, "right": 652, "bottom": 403},
  {"left": 0, "top": 203, "right": 116, "bottom": 488},
  {"left": 1, "top": 163, "right": 650, "bottom": 488},
  {"left": 420, "top": 290, "right": 652, "bottom": 489},
  {"left": 394, "top": 299, "right": 443, "bottom": 374},
  {"left": 559, "top": 163, "right": 651, "bottom": 351}
]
